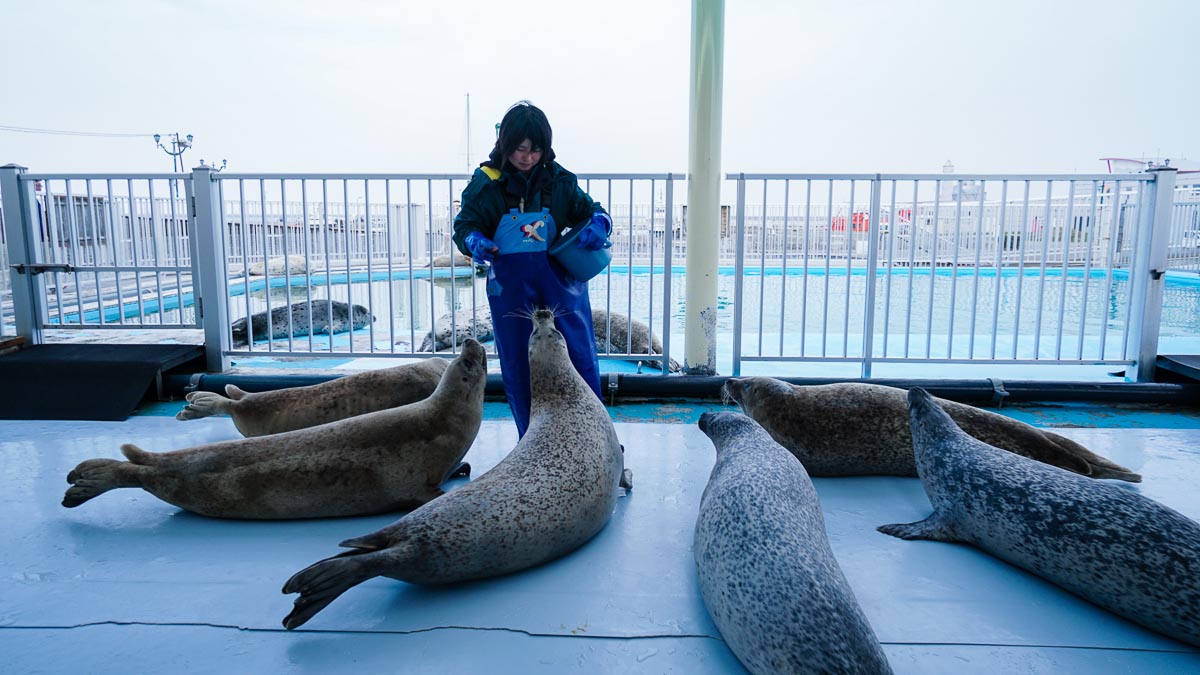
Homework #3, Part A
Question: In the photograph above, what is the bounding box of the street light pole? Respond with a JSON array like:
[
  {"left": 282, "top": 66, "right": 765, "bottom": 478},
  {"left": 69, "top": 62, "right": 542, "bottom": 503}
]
[{"left": 154, "top": 132, "right": 193, "bottom": 197}]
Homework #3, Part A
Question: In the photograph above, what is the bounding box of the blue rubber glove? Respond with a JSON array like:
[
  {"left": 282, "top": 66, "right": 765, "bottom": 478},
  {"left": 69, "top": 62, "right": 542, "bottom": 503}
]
[
  {"left": 576, "top": 213, "right": 612, "bottom": 251},
  {"left": 464, "top": 230, "right": 499, "bottom": 263}
]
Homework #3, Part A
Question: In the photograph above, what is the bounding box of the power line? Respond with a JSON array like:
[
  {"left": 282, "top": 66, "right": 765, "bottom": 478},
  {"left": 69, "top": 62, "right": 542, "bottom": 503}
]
[{"left": 0, "top": 124, "right": 155, "bottom": 138}]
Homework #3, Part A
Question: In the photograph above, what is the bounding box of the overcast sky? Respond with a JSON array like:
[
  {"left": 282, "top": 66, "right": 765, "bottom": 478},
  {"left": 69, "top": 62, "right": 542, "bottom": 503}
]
[{"left": 2, "top": 0, "right": 1196, "bottom": 175}]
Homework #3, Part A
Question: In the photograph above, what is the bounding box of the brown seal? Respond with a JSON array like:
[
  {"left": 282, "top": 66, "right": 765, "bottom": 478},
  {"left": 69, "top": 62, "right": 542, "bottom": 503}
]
[
  {"left": 280, "top": 308, "right": 629, "bottom": 629},
  {"left": 723, "top": 377, "right": 1140, "bottom": 482},
  {"left": 176, "top": 358, "right": 449, "bottom": 437},
  {"left": 62, "top": 340, "right": 488, "bottom": 519}
]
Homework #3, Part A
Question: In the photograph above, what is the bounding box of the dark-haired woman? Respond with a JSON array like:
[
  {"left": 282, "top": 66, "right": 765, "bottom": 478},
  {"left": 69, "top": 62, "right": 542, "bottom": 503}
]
[{"left": 452, "top": 100, "right": 612, "bottom": 438}]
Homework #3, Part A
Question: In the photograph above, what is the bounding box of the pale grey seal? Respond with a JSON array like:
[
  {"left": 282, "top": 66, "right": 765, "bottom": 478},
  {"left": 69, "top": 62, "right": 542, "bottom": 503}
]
[
  {"left": 592, "top": 308, "right": 681, "bottom": 372},
  {"left": 695, "top": 411, "right": 892, "bottom": 674},
  {"left": 418, "top": 305, "right": 494, "bottom": 352},
  {"left": 879, "top": 387, "right": 1200, "bottom": 647},
  {"left": 175, "top": 358, "right": 449, "bottom": 437},
  {"left": 231, "top": 300, "right": 373, "bottom": 347},
  {"left": 280, "top": 308, "right": 629, "bottom": 629},
  {"left": 62, "top": 340, "right": 488, "bottom": 519},
  {"left": 723, "top": 377, "right": 1140, "bottom": 482}
]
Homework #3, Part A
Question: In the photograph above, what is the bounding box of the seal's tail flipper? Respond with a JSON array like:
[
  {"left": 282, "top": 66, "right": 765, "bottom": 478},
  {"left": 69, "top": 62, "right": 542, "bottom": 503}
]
[
  {"left": 175, "top": 391, "right": 235, "bottom": 421},
  {"left": 62, "top": 457, "right": 146, "bottom": 508},
  {"left": 1042, "top": 430, "right": 1143, "bottom": 483},
  {"left": 225, "top": 384, "right": 248, "bottom": 401},
  {"left": 281, "top": 550, "right": 378, "bottom": 630}
]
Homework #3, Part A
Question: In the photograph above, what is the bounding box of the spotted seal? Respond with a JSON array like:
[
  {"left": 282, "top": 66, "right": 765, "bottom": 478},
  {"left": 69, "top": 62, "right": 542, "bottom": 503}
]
[
  {"left": 175, "top": 358, "right": 449, "bottom": 437},
  {"left": 695, "top": 411, "right": 892, "bottom": 674},
  {"left": 62, "top": 340, "right": 488, "bottom": 519},
  {"left": 280, "top": 308, "right": 629, "bottom": 629},
  {"left": 880, "top": 387, "right": 1200, "bottom": 647},
  {"left": 418, "top": 305, "right": 494, "bottom": 352},
  {"left": 722, "top": 377, "right": 1140, "bottom": 482},
  {"left": 592, "top": 309, "right": 681, "bottom": 372},
  {"left": 231, "top": 300, "right": 373, "bottom": 347}
]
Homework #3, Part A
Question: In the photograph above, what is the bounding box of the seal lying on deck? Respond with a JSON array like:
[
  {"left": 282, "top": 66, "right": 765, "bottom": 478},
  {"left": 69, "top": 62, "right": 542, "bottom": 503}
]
[
  {"left": 62, "top": 340, "right": 488, "bottom": 519},
  {"left": 418, "top": 306, "right": 494, "bottom": 352},
  {"left": 231, "top": 300, "right": 373, "bottom": 347},
  {"left": 592, "top": 309, "right": 681, "bottom": 372},
  {"left": 880, "top": 387, "right": 1200, "bottom": 647},
  {"left": 722, "top": 377, "right": 1140, "bottom": 482},
  {"left": 695, "top": 411, "right": 892, "bottom": 674},
  {"left": 175, "top": 358, "right": 449, "bottom": 437},
  {"left": 281, "top": 308, "right": 629, "bottom": 629}
]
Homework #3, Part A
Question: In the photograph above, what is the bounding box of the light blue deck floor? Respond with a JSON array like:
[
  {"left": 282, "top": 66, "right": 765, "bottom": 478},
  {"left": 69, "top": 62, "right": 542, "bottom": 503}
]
[{"left": 3, "top": 402, "right": 1200, "bottom": 673}]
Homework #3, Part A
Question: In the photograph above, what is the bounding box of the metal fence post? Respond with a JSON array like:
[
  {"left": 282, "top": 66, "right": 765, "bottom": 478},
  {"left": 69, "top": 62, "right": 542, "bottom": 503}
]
[
  {"left": 731, "top": 173, "right": 746, "bottom": 375},
  {"left": 860, "top": 175, "right": 883, "bottom": 378},
  {"left": 0, "top": 164, "right": 44, "bottom": 343},
  {"left": 1127, "top": 167, "right": 1177, "bottom": 382},
  {"left": 190, "top": 165, "right": 231, "bottom": 372}
]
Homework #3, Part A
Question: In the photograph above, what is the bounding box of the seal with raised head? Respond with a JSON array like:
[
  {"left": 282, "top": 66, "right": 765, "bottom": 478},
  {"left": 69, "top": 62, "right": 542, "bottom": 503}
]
[
  {"left": 62, "top": 339, "right": 488, "bottom": 519},
  {"left": 280, "top": 308, "right": 629, "bottom": 629},
  {"left": 176, "top": 358, "right": 449, "bottom": 437},
  {"left": 723, "top": 377, "right": 1140, "bottom": 482},
  {"left": 696, "top": 411, "right": 892, "bottom": 674},
  {"left": 592, "top": 308, "right": 681, "bottom": 373},
  {"left": 231, "top": 300, "right": 373, "bottom": 347},
  {"left": 880, "top": 387, "right": 1200, "bottom": 647}
]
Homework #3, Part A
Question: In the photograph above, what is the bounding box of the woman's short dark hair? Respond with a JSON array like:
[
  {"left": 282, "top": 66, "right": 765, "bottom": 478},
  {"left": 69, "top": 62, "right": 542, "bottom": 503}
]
[{"left": 489, "top": 100, "right": 556, "bottom": 169}]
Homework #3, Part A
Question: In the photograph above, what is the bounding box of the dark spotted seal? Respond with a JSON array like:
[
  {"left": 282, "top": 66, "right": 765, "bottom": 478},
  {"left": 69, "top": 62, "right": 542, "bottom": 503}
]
[
  {"left": 62, "top": 340, "right": 488, "bottom": 519},
  {"left": 418, "top": 305, "right": 493, "bottom": 352},
  {"left": 723, "top": 377, "right": 1139, "bottom": 482},
  {"left": 695, "top": 411, "right": 892, "bottom": 674},
  {"left": 592, "top": 308, "right": 681, "bottom": 372},
  {"left": 880, "top": 387, "right": 1200, "bottom": 647},
  {"left": 175, "top": 358, "right": 449, "bottom": 437},
  {"left": 280, "top": 308, "right": 629, "bottom": 629},
  {"left": 231, "top": 300, "right": 373, "bottom": 347}
]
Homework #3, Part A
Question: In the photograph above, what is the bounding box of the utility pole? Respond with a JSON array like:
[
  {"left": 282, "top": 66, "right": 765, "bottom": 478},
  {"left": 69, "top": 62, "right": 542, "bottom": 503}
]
[{"left": 155, "top": 132, "right": 193, "bottom": 198}]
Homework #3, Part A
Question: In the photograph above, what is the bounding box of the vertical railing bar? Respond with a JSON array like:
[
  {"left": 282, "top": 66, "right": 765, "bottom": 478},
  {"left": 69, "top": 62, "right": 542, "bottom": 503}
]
[
  {"left": 1120, "top": 181, "right": 1142, "bottom": 359},
  {"left": 444, "top": 180, "right": 458, "bottom": 355},
  {"left": 237, "top": 179, "right": 253, "bottom": 347},
  {"left": 882, "top": 180, "right": 898, "bottom": 358},
  {"left": 757, "top": 179, "right": 768, "bottom": 356},
  {"left": 343, "top": 180, "right": 354, "bottom": 354},
  {"left": 213, "top": 177, "right": 227, "bottom": 335},
  {"left": 946, "top": 179, "right": 964, "bottom": 359},
  {"left": 968, "top": 180, "right": 986, "bottom": 358},
  {"left": 648, "top": 179, "right": 660, "bottom": 372},
  {"left": 661, "top": 174, "right": 674, "bottom": 375},
  {"left": 779, "top": 180, "right": 790, "bottom": 357},
  {"left": 1012, "top": 180, "right": 1031, "bottom": 359},
  {"left": 301, "top": 180, "right": 316, "bottom": 353},
  {"left": 925, "top": 180, "right": 942, "bottom": 359},
  {"left": 904, "top": 180, "right": 918, "bottom": 357},
  {"left": 64, "top": 179, "right": 87, "bottom": 325},
  {"left": 84, "top": 179, "right": 104, "bottom": 326},
  {"left": 602, "top": 178, "right": 613, "bottom": 347},
  {"left": 405, "top": 179, "right": 416, "bottom": 352},
  {"left": 259, "top": 179, "right": 275, "bottom": 353},
  {"left": 732, "top": 174, "right": 746, "bottom": 375},
  {"left": 1077, "top": 180, "right": 1100, "bottom": 360},
  {"left": 800, "top": 179, "right": 811, "bottom": 357},
  {"left": 385, "top": 180, "right": 396, "bottom": 353},
  {"left": 989, "top": 181, "right": 1009, "bottom": 359},
  {"left": 365, "top": 179, "right": 376, "bottom": 352},
  {"left": 843, "top": 180, "right": 856, "bottom": 358},
  {"left": 103, "top": 179, "right": 125, "bottom": 326},
  {"left": 1033, "top": 180, "right": 1053, "bottom": 359},
  {"left": 166, "top": 178, "right": 186, "bottom": 326},
  {"left": 627, "top": 179, "right": 635, "bottom": 356},
  {"left": 861, "top": 175, "right": 882, "bottom": 377},
  {"left": 821, "top": 180, "right": 833, "bottom": 358},
  {"left": 126, "top": 179, "right": 147, "bottom": 324},
  {"left": 147, "top": 179, "right": 166, "bottom": 326},
  {"left": 1055, "top": 181, "right": 1076, "bottom": 359},
  {"left": 1099, "top": 180, "right": 1121, "bottom": 359},
  {"left": 280, "top": 179, "right": 296, "bottom": 352},
  {"left": 320, "top": 179, "right": 332, "bottom": 353},
  {"left": 425, "top": 180, "right": 436, "bottom": 357}
]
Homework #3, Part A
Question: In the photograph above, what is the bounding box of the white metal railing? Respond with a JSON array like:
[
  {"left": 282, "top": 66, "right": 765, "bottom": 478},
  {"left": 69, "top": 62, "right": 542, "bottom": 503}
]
[{"left": 1, "top": 165, "right": 1192, "bottom": 380}]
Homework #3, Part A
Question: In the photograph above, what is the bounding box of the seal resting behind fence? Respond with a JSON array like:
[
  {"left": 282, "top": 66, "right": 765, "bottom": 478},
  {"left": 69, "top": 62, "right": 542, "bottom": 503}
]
[
  {"left": 879, "top": 387, "right": 1200, "bottom": 648},
  {"left": 592, "top": 309, "right": 681, "bottom": 372},
  {"left": 723, "top": 377, "right": 1140, "bottom": 482},
  {"left": 230, "top": 300, "right": 373, "bottom": 347},
  {"left": 418, "top": 306, "right": 494, "bottom": 352},
  {"left": 62, "top": 340, "right": 488, "bottom": 519},
  {"left": 695, "top": 411, "right": 892, "bottom": 674},
  {"left": 280, "top": 308, "right": 629, "bottom": 630},
  {"left": 176, "top": 358, "right": 449, "bottom": 437}
]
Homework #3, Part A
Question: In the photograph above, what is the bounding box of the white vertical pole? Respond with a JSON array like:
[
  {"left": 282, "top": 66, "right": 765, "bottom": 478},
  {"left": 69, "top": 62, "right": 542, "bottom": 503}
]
[
  {"left": 190, "top": 165, "right": 231, "bottom": 372},
  {"left": 1127, "top": 167, "right": 1177, "bottom": 382},
  {"left": 683, "top": 0, "right": 725, "bottom": 375},
  {"left": 0, "top": 164, "right": 44, "bottom": 343}
]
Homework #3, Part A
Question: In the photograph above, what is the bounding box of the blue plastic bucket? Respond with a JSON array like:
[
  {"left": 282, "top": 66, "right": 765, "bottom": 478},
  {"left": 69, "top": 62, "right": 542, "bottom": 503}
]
[{"left": 548, "top": 226, "right": 613, "bottom": 282}]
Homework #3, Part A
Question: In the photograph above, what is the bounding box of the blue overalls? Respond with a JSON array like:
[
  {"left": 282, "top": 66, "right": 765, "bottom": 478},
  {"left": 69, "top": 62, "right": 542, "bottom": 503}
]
[{"left": 487, "top": 206, "right": 603, "bottom": 437}]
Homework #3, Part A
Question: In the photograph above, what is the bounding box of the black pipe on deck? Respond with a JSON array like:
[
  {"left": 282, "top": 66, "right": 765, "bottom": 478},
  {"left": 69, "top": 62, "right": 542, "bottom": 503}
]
[{"left": 163, "top": 372, "right": 1200, "bottom": 407}]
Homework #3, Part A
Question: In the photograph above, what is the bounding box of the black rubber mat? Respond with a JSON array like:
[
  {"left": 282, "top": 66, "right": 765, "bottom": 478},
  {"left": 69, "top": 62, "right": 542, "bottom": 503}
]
[
  {"left": 0, "top": 344, "right": 205, "bottom": 421},
  {"left": 1158, "top": 354, "right": 1200, "bottom": 383}
]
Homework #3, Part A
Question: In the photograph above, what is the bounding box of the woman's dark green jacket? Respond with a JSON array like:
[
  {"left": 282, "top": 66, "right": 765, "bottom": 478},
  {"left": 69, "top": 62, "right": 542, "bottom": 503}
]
[{"left": 452, "top": 161, "right": 607, "bottom": 257}]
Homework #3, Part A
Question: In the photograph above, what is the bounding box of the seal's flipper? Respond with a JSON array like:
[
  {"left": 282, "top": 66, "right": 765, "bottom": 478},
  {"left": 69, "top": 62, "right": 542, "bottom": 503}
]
[
  {"left": 225, "top": 384, "right": 248, "bottom": 401},
  {"left": 62, "top": 457, "right": 145, "bottom": 508},
  {"left": 447, "top": 462, "right": 471, "bottom": 479},
  {"left": 338, "top": 530, "right": 397, "bottom": 552},
  {"left": 120, "top": 443, "right": 160, "bottom": 466},
  {"left": 281, "top": 552, "right": 377, "bottom": 630},
  {"left": 1041, "top": 430, "right": 1142, "bottom": 483},
  {"left": 175, "top": 391, "right": 234, "bottom": 421},
  {"left": 877, "top": 514, "right": 966, "bottom": 543},
  {"left": 620, "top": 468, "right": 633, "bottom": 490}
]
